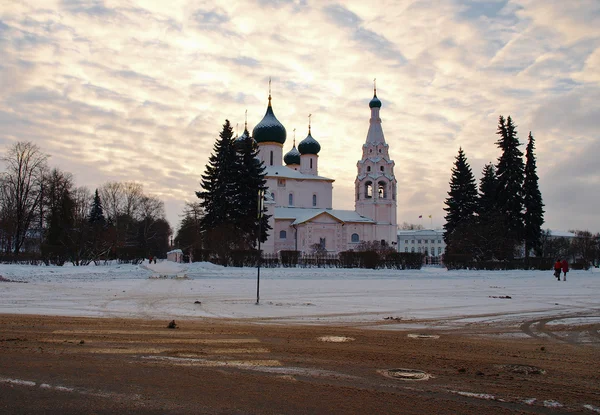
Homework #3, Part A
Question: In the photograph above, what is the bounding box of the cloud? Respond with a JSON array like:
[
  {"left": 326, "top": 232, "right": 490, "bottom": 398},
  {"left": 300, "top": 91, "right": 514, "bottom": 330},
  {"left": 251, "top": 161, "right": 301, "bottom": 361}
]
[{"left": 0, "top": 0, "right": 598, "bottom": 234}]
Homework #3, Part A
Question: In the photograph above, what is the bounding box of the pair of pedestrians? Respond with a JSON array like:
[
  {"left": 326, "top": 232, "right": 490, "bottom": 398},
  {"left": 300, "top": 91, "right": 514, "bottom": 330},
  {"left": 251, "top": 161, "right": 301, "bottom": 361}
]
[{"left": 554, "top": 259, "right": 569, "bottom": 281}]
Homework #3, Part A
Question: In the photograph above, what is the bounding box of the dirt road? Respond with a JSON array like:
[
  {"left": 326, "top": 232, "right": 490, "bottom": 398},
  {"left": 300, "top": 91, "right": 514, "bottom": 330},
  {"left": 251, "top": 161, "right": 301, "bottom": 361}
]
[{"left": 1, "top": 314, "right": 599, "bottom": 414}]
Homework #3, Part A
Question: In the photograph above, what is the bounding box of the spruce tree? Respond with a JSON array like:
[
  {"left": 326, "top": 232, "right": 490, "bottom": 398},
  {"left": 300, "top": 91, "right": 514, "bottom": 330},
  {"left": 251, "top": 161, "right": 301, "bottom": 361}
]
[
  {"left": 495, "top": 115, "right": 525, "bottom": 248},
  {"left": 478, "top": 163, "right": 497, "bottom": 217},
  {"left": 232, "top": 127, "right": 271, "bottom": 249},
  {"left": 197, "top": 120, "right": 237, "bottom": 257},
  {"left": 443, "top": 147, "right": 478, "bottom": 246},
  {"left": 88, "top": 189, "right": 106, "bottom": 226},
  {"left": 523, "top": 132, "right": 544, "bottom": 258}
]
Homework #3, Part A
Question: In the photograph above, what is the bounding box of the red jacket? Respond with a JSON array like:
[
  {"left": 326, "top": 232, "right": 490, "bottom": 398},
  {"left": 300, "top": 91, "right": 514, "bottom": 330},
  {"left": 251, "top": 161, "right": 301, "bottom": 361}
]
[
  {"left": 554, "top": 261, "right": 562, "bottom": 271},
  {"left": 561, "top": 260, "right": 569, "bottom": 272}
]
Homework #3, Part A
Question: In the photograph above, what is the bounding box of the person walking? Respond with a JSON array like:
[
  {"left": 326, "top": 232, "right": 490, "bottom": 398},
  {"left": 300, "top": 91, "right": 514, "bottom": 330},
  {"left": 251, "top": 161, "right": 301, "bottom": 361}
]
[
  {"left": 561, "top": 259, "right": 569, "bottom": 281},
  {"left": 554, "top": 259, "right": 562, "bottom": 281}
]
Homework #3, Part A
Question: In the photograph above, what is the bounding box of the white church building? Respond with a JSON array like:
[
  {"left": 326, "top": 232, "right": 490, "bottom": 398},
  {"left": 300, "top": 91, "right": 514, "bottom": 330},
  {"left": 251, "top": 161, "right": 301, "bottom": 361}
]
[{"left": 241, "top": 86, "right": 398, "bottom": 254}]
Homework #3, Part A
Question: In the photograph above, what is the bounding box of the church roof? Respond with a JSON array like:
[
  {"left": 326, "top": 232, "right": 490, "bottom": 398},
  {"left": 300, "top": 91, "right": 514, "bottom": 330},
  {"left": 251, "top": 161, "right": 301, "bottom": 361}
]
[
  {"left": 274, "top": 207, "right": 375, "bottom": 225},
  {"left": 252, "top": 95, "right": 286, "bottom": 145},
  {"left": 283, "top": 144, "right": 301, "bottom": 165},
  {"left": 369, "top": 93, "right": 382, "bottom": 108},
  {"left": 298, "top": 131, "right": 321, "bottom": 155},
  {"left": 264, "top": 165, "right": 334, "bottom": 182}
]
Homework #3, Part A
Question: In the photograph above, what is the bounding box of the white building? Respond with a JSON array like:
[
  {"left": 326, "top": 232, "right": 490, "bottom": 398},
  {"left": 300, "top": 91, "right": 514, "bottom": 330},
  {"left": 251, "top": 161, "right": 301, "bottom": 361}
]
[
  {"left": 397, "top": 229, "right": 446, "bottom": 259},
  {"left": 244, "top": 87, "right": 398, "bottom": 254}
]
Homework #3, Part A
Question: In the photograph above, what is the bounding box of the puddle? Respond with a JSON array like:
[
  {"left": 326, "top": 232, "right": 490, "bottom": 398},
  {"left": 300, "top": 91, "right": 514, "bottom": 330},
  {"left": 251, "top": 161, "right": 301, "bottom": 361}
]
[
  {"left": 407, "top": 334, "right": 440, "bottom": 339},
  {"left": 317, "top": 336, "right": 355, "bottom": 343},
  {"left": 378, "top": 368, "right": 432, "bottom": 381}
]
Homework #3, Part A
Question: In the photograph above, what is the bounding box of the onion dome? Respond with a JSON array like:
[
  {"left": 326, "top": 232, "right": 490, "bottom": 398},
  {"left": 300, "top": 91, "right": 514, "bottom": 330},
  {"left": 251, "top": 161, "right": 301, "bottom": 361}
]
[
  {"left": 369, "top": 93, "right": 382, "bottom": 108},
  {"left": 234, "top": 127, "right": 252, "bottom": 151},
  {"left": 298, "top": 128, "right": 321, "bottom": 155},
  {"left": 252, "top": 95, "right": 287, "bottom": 145},
  {"left": 284, "top": 141, "right": 301, "bottom": 165},
  {"left": 369, "top": 80, "right": 382, "bottom": 108}
]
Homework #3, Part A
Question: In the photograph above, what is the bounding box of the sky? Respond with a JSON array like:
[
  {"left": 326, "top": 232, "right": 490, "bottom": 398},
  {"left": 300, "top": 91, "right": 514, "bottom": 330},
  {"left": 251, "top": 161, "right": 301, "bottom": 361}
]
[{"left": 0, "top": 0, "right": 599, "bottom": 234}]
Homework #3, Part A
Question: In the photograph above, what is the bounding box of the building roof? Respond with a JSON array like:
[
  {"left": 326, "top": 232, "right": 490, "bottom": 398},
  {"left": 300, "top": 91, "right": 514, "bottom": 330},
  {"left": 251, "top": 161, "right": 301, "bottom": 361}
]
[
  {"left": 265, "top": 165, "right": 334, "bottom": 181},
  {"left": 252, "top": 95, "right": 286, "bottom": 145},
  {"left": 275, "top": 207, "right": 375, "bottom": 225},
  {"left": 369, "top": 93, "right": 382, "bottom": 108},
  {"left": 298, "top": 130, "right": 321, "bottom": 155},
  {"left": 283, "top": 144, "right": 301, "bottom": 165},
  {"left": 548, "top": 230, "right": 576, "bottom": 238},
  {"left": 397, "top": 229, "right": 445, "bottom": 236}
]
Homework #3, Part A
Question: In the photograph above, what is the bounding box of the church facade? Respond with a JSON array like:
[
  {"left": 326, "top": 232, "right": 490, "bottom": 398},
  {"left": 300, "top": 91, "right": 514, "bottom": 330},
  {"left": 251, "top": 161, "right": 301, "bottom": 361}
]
[{"left": 244, "top": 88, "right": 398, "bottom": 254}]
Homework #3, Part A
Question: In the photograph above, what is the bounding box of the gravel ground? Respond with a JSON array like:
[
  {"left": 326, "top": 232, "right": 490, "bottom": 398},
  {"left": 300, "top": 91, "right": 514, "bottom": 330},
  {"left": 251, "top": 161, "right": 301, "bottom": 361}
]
[{"left": 1, "top": 313, "right": 599, "bottom": 414}]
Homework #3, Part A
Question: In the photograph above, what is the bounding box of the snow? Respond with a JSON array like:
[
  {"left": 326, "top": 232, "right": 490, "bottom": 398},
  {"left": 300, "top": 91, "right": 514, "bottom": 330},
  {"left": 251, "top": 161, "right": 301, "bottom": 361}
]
[{"left": 0, "top": 261, "right": 598, "bottom": 327}]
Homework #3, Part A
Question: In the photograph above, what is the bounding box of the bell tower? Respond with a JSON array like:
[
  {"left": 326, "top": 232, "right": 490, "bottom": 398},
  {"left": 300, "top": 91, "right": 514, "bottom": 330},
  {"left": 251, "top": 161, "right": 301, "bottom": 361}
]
[{"left": 354, "top": 81, "right": 398, "bottom": 245}]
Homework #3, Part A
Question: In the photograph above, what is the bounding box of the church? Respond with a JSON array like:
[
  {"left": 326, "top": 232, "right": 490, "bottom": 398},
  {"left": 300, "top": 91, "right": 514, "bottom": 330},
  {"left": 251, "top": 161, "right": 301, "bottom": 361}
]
[{"left": 241, "top": 86, "right": 398, "bottom": 254}]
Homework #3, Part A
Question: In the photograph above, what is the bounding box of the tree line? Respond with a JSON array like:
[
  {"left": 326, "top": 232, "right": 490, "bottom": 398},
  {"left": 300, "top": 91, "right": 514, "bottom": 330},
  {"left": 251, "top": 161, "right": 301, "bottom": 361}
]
[
  {"left": 443, "top": 116, "right": 545, "bottom": 264},
  {"left": 0, "top": 141, "right": 172, "bottom": 265}
]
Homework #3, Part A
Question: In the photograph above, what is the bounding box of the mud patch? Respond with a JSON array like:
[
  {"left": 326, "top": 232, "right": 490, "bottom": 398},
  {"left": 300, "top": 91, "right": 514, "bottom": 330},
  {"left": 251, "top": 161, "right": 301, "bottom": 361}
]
[
  {"left": 500, "top": 364, "right": 546, "bottom": 375},
  {"left": 407, "top": 334, "right": 439, "bottom": 339},
  {"left": 378, "top": 368, "right": 432, "bottom": 381},
  {"left": 317, "top": 336, "right": 355, "bottom": 343}
]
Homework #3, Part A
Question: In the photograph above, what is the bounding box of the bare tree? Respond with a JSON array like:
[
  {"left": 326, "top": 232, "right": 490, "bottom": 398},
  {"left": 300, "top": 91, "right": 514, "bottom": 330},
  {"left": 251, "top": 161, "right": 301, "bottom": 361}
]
[
  {"left": 122, "top": 181, "right": 144, "bottom": 220},
  {"left": 98, "top": 181, "right": 123, "bottom": 224},
  {"left": 72, "top": 186, "right": 92, "bottom": 223},
  {"left": 1, "top": 142, "right": 48, "bottom": 254}
]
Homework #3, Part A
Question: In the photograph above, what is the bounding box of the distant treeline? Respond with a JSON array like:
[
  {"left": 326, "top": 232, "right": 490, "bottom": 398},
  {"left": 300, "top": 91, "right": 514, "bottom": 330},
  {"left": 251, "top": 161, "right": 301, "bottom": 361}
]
[{"left": 0, "top": 142, "right": 171, "bottom": 265}]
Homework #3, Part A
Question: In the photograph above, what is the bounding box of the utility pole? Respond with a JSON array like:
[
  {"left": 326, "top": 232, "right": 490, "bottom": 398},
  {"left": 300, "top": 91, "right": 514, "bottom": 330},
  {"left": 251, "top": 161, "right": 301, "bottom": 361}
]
[{"left": 256, "top": 189, "right": 264, "bottom": 305}]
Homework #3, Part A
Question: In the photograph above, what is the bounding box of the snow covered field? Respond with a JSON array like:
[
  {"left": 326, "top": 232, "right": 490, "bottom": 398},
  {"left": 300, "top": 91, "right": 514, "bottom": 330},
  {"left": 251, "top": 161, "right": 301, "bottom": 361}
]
[{"left": 1, "top": 261, "right": 599, "bottom": 329}]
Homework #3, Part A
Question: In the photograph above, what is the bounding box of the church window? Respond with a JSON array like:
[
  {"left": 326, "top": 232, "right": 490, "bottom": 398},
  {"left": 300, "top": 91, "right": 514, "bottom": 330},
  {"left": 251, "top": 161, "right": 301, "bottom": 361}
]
[
  {"left": 319, "top": 237, "right": 326, "bottom": 249},
  {"left": 438, "top": 247, "right": 442, "bottom": 254},
  {"left": 280, "top": 230, "right": 287, "bottom": 239},
  {"left": 404, "top": 240, "right": 408, "bottom": 244},
  {"left": 367, "top": 166, "right": 371, "bottom": 172},
  {"left": 310, "top": 158, "right": 313, "bottom": 169},
  {"left": 377, "top": 181, "right": 387, "bottom": 198},
  {"left": 411, "top": 247, "right": 415, "bottom": 253},
  {"left": 424, "top": 248, "right": 428, "bottom": 256},
  {"left": 380, "top": 166, "right": 384, "bottom": 172},
  {"left": 351, "top": 233, "right": 359, "bottom": 243},
  {"left": 369, "top": 149, "right": 372, "bottom": 153},
  {"left": 288, "top": 193, "right": 293, "bottom": 206},
  {"left": 405, "top": 247, "right": 408, "bottom": 252},
  {"left": 312, "top": 194, "right": 317, "bottom": 206},
  {"left": 424, "top": 239, "right": 428, "bottom": 243},
  {"left": 418, "top": 240, "right": 421, "bottom": 244},
  {"left": 365, "top": 181, "right": 373, "bottom": 198},
  {"left": 270, "top": 151, "right": 273, "bottom": 166},
  {"left": 277, "top": 179, "right": 286, "bottom": 187},
  {"left": 378, "top": 149, "right": 382, "bottom": 153},
  {"left": 418, "top": 247, "right": 422, "bottom": 253}
]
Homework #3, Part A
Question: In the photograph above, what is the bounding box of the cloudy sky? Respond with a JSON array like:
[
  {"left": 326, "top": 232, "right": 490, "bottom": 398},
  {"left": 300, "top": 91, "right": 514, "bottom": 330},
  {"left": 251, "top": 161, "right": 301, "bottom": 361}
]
[{"left": 1, "top": 0, "right": 599, "bottom": 234}]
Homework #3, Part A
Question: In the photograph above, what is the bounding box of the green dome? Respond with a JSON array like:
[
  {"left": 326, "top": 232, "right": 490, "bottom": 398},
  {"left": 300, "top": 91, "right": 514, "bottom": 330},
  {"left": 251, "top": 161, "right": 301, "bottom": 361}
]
[
  {"left": 252, "top": 99, "right": 286, "bottom": 145},
  {"left": 298, "top": 131, "right": 321, "bottom": 155},
  {"left": 234, "top": 128, "right": 253, "bottom": 151},
  {"left": 283, "top": 144, "right": 301, "bottom": 165},
  {"left": 369, "top": 93, "right": 382, "bottom": 108}
]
